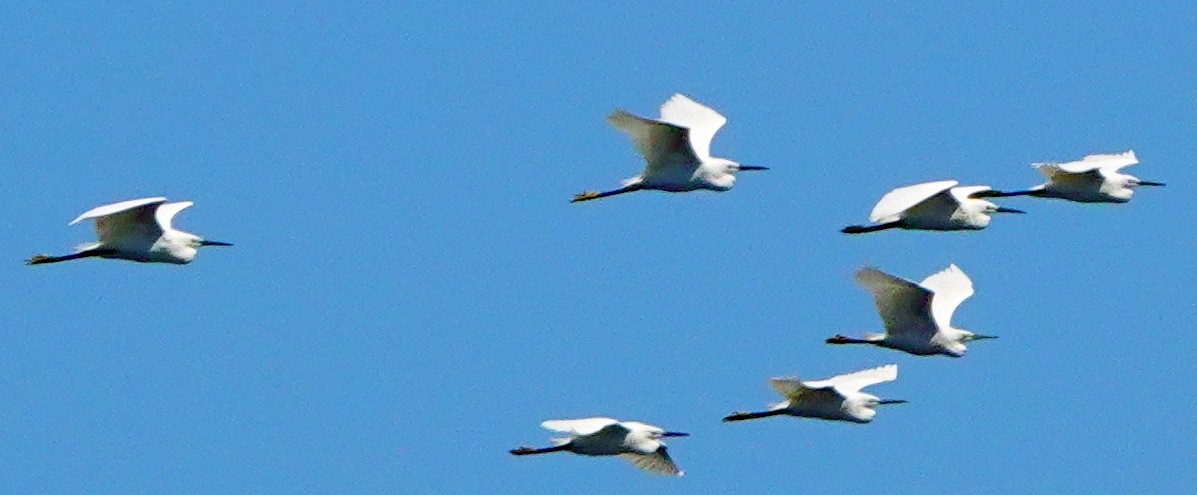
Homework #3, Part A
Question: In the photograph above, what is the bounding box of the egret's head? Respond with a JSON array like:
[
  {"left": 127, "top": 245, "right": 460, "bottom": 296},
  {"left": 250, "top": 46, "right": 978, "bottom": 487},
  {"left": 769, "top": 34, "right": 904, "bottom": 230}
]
[
  {"left": 704, "top": 159, "right": 767, "bottom": 191},
  {"left": 980, "top": 200, "right": 1025, "bottom": 215}
]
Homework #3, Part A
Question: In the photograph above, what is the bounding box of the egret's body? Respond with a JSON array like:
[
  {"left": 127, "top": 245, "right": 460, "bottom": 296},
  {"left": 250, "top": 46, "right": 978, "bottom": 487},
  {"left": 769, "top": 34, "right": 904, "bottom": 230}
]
[
  {"left": 982, "top": 150, "right": 1164, "bottom": 203},
  {"left": 510, "top": 417, "right": 687, "bottom": 476},
  {"left": 572, "top": 93, "right": 766, "bottom": 203},
  {"left": 723, "top": 364, "right": 905, "bottom": 424},
  {"left": 27, "top": 197, "right": 231, "bottom": 265},
  {"left": 842, "top": 181, "right": 1023, "bottom": 234},
  {"left": 827, "top": 264, "right": 996, "bottom": 357}
]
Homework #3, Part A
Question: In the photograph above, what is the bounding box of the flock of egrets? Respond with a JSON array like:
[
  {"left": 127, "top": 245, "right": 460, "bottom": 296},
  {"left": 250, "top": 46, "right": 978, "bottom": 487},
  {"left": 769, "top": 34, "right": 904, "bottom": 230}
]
[{"left": 24, "top": 93, "right": 1163, "bottom": 477}]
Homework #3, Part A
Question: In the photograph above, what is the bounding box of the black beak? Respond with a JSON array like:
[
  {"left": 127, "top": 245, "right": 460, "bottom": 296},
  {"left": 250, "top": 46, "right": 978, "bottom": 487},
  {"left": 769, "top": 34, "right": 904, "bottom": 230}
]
[
  {"left": 662, "top": 431, "right": 690, "bottom": 437},
  {"left": 200, "top": 240, "right": 234, "bottom": 247},
  {"left": 1138, "top": 180, "right": 1166, "bottom": 187},
  {"left": 738, "top": 166, "right": 769, "bottom": 171},
  {"left": 972, "top": 334, "right": 999, "bottom": 340},
  {"left": 878, "top": 399, "right": 908, "bottom": 405},
  {"left": 995, "top": 207, "right": 1025, "bottom": 214}
]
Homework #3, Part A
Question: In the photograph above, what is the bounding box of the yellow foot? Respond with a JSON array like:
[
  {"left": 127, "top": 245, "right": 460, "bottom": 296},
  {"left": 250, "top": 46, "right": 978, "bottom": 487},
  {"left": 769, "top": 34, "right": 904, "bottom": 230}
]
[
  {"left": 572, "top": 191, "right": 601, "bottom": 202},
  {"left": 25, "top": 254, "right": 51, "bottom": 265}
]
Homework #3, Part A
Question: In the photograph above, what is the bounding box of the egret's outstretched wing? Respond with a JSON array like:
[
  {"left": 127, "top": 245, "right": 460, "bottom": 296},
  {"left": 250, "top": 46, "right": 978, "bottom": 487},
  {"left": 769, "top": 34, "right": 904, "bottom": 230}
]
[
  {"left": 607, "top": 110, "right": 699, "bottom": 177},
  {"left": 768, "top": 376, "right": 808, "bottom": 399},
  {"left": 1035, "top": 149, "right": 1137, "bottom": 177},
  {"left": 868, "top": 181, "right": 958, "bottom": 223},
  {"left": 855, "top": 267, "right": 935, "bottom": 336},
  {"left": 657, "top": 93, "right": 726, "bottom": 161},
  {"left": 919, "top": 264, "right": 974, "bottom": 328},
  {"left": 804, "top": 364, "right": 898, "bottom": 395},
  {"left": 949, "top": 185, "right": 994, "bottom": 203},
  {"left": 70, "top": 197, "right": 168, "bottom": 244},
  {"left": 69, "top": 197, "right": 167, "bottom": 226},
  {"left": 541, "top": 417, "right": 621, "bottom": 437},
  {"left": 154, "top": 201, "right": 194, "bottom": 231},
  {"left": 620, "top": 447, "right": 683, "bottom": 476}
]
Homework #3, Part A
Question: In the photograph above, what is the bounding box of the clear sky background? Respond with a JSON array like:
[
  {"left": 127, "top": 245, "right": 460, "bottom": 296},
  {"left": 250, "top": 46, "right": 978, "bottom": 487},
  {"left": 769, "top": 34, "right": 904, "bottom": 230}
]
[{"left": 2, "top": 2, "right": 1195, "bottom": 493}]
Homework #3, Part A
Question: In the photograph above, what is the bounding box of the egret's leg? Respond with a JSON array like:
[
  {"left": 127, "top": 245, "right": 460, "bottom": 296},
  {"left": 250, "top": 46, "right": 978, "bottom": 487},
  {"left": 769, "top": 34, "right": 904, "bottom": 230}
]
[
  {"left": 571, "top": 184, "right": 644, "bottom": 203},
  {"left": 723, "top": 409, "right": 787, "bottom": 422},
  {"left": 840, "top": 222, "right": 900, "bottom": 234},
  {"left": 510, "top": 444, "right": 570, "bottom": 456},
  {"left": 25, "top": 249, "right": 116, "bottom": 265},
  {"left": 825, "top": 334, "right": 874, "bottom": 345}
]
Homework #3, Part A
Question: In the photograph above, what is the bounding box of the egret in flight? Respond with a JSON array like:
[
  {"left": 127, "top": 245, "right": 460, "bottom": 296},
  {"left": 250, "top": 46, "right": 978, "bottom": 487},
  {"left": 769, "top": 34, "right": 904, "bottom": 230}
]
[
  {"left": 827, "top": 264, "right": 997, "bottom": 357},
  {"left": 572, "top": 93, "right": 767, "bottom": 203},
  {"left": 842, "top": 180, "right": 1024, "bottom": 234},
  {"left": 723, "top": 364, "right": 905, "bottom": 424},
  {"left": 510, "top": 417, "right": 688, "bottom": 476},
  {"left": 977, "top": 149, "right": 1164, "bottom": 203},
  {"left": 27, "top": 197, "right": 231, "bottom": 265}
]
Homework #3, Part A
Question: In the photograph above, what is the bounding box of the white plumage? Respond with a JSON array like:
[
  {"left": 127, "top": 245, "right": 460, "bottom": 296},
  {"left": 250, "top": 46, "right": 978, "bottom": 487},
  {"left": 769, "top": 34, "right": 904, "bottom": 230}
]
[
  {"left": 843, "top": 180, "right": 1024, "bottom": 233},
  {"left": 510, "top": 417, "right": 688, "bottom": 476},
  {"left": 827, "top": 264, "right": 997, "bottom": 357},
  {"left": 572, "top": 93, "right": 766, "bottom": 203},
  {"left": 984, "top": 149, "right": 1165, "bottom": 203},
  {"left": 27, "top": 197, "right": 231, "bottom": 266},
  {"left": 724, "top": 364, "right": 905, "bottom": 424}
]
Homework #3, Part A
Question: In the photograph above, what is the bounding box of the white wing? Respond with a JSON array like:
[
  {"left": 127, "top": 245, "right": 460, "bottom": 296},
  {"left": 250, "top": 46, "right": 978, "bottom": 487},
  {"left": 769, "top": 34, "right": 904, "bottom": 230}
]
[
  {"left": 607, "top": 109, "right": 699, "bottom": 176},
  {"left": 657, "top": 93, "right": 727, "bottom": 161},
  {"left": 868, "top": 181, "right": 958, "bottom": 223},
  {"left": 919, "top": 264, "right": 974, "bottom": 328},
  {"left": 69, "top": 197, "right": 167, "bottom": 226},
  {"left": 804, "top": 364, "right": 898, "bottom": 395},
  {"left": 768, "top": 376, "right": 808, "bottom": 398},
  {"left": 948, "top": 185, "right": 993, "bottom": 203},
  {"left": 620, "top": 447, "right": 683, "bottom": 476},
  {"left": 540, "top": 417, "right": 621, "bottom": 437},
  {"left": 855, "top": 266, "right": 936, "bottom": 337},
  {"left": 1034, "top": 149, "right": 1138, "bottom": 177},
  {"left": 70, "top": 197, "right": 168, "bottom": 245},
  {"left": 154, "top": 201, "right": 193, "bottom": 231}
]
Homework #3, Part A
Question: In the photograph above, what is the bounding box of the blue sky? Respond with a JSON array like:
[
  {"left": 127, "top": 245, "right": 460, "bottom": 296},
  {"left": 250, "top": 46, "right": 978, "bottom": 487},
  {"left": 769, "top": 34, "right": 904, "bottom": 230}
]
[{"left": 2, "top": 2, "right": 1195, "bottom": 493}]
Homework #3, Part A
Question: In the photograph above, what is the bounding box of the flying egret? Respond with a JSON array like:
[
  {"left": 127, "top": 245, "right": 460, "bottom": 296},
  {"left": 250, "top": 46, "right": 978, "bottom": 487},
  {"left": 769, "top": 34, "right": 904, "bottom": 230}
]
[
  {"left": 571, "top": 93, "right": 767, "bottom": 203},
  {"left": 827, "top": 264, "right": 997, "bottom": 357},
  {"left": 723, "top": 364, "right": 905, "bottom": 424},
  {"left": 510, "top": 417, "right": 688, "bottom": 476},
  {"left": 26, "top": 197, "right": 231, "bottom": 265},
  {"left": 841, "top": 180, "right": 1024, "bottom": 234},
  {"left": 977, "top": 149, "right": 1165, "bottom": 203}
]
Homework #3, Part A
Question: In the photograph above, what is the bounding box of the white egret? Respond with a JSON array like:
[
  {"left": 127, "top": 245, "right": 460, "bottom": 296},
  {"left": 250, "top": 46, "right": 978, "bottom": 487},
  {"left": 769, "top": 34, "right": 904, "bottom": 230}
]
[
  {"left": 827, "top": 264, "right": 997, "bottom": 357},
  {"left": 723, "top": 364, "right": 905, "bottom": 424},
  {"left": 979, "top": 149, "right": 1164, "bottom": 203},
  {"left": 572, "top": 93, "right": 767, "bottom": 203},
  {"left": 27, "top": 197, "right": 231, "bottom": 265},
  {"left": 841, "top": 180, "right": 1024, "bottom": 234},
  {"left": 510, "top": 417, "right": 688, "bottom": 476}
]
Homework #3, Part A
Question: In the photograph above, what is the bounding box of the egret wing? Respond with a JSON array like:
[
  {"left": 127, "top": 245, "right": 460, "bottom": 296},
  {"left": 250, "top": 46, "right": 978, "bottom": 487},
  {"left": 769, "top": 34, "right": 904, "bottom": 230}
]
[
  {"left": 541, "top": 417, "right": 622, "bottom": 437},
  {"left": 154, "top": 201, "right": 194, "bottom": 231},
  {"left": 69, "top": 197, "right": 167, "bottom": 226},
  {"left": 804, "top": 364, "right": 898, "bottom": 395},
  {"left": 71, "top": 197, "right": 168, "bottom": 245},
  {"left": 855, "top": 266, "right": 935, "bottom": 337},
  {"left": 607, "top": 110, "right": 699, "bottom": 177},
  {"left": 949, "top": 185, "right": 994, "bottom": 203},
  {"left": 657, "top": 93, "right": 726, "bottom": 161},
  {"left": 769, "top": 376, "right": 809, "bottom": 399},
  {"left": 919, "top": 264, "right": 974, "bottom": 328},
  {"left": 868, "top": 181, "right": 958, "bottom": 223},
  {"left": 1035, "top": 149, "right": 1137, "bottom": 177},
  {"left": 620, "top": 447, "right": 683, "bottom": 476}
]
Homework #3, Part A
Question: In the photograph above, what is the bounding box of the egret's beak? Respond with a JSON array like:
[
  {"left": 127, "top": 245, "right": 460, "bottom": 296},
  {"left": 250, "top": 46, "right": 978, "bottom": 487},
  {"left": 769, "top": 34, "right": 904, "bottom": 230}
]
[
  {"left": 737, "top": 165, "right": 769, "bottom": 171},
  {"left": 994, "top": 207, "right": 1025, "bottom": 214},
  {"left": 200, "top": 240, "right": 234, "bottom": 247},
  {"left": 1138, "top": 180, "right": 1166, "bottom": 187},
  {"left": 662, "top": 431, "right": 690, "bottom": 437},
  {"left": 878, "top": 399, "right": 908, "bottom": 405},
  {"left": 971, "top": 334, "right": 999, "bottom": 340}
]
